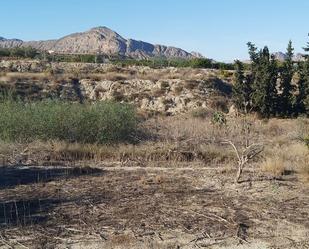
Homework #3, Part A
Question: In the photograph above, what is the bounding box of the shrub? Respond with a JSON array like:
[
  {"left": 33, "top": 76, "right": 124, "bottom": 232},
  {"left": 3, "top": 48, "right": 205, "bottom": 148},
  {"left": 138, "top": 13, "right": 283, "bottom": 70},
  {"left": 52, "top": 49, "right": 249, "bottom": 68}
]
[
  {"left": 191, "top": 108, "right": 212, "bottom": 119},
  {"left": 209, "top": 96, "right": 229, "bottom": 113},
  {"left": 304, "top": 135, "right": 309, "bottom": 148},
  {"left": 0, "top": 98, "right": 137, "bottom": 144},
  {"left": 296, "top": 118, "right": 309, "bottom": 147},
  {"left": 261, "top": 156, "right": 286, "bottom": 177},
  {"left": 212, "top": 111, "right": 226, "bottom": 126},
  {"left": 220, "top": 70, "right": 233, "bottom": 79}
]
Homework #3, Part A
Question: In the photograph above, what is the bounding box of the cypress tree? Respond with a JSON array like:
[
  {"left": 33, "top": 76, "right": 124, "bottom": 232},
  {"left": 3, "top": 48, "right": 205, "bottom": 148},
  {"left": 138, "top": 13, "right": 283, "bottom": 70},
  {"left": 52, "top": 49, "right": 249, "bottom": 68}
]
[
  {"left": 296, "top": 35, "right": 309, "bottom": 115},
  {"left": 250, "top": 46, "right": 278, "bottom": 118},
  {"left": 279, "top": 40, "right": 295, "bottom": 116},
  {"left": 303, "top": 33, "right": 309, "bottom": 54},
  {"left": 233, "top": 60, "right": 252, "bottom": 113},
  {"left": 247, "top": 42, "right": 259, "bottom": 65},
  {"left": 296, "top": 65, "right": 309, "bottom": 114}
]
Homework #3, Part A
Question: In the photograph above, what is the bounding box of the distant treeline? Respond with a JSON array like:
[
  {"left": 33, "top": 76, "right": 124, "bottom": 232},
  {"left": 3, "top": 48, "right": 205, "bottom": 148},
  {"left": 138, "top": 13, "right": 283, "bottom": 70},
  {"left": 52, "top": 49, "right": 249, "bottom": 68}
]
[
  {"left": 0, "top": 46, "right": 38, "bottom": 59},
  {"left": 112, "top": 57, "right": 235, "bottom": 70},
  {"left": 0, "top": 47, "right": 106, "bottom": 63},
  {"left": 0, "top": 46, "right": 235, "bottom": 69}
]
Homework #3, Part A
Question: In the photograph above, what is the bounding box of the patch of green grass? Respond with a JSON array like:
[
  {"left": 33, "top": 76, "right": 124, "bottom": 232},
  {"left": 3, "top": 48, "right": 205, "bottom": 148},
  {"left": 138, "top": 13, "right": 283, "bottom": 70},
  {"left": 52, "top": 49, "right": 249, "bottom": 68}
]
[{"left": 0, "top": 98, "right": 137, "bottom": 144}]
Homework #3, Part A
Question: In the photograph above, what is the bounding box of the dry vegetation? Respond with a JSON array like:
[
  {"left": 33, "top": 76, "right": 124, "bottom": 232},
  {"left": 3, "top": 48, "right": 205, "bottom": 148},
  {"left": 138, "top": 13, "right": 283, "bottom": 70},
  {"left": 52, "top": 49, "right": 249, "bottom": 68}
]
[
  {"left": 1, "top": 115, "right": 308, "bottom": 181},
  {"left": 0, "top": 61, "right": 308, "bottom": 248},
  {"left": 0, "top": 115, "right": 309, "bottom": 248},
  {"left": 0, "top": 61, "right": 221, "bottom": 82}
]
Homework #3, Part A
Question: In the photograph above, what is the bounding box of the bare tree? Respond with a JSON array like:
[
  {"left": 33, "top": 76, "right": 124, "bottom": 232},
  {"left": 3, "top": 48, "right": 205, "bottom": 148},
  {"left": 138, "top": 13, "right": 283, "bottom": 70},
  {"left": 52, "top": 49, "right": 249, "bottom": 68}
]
[
  {"left": 222, "top": 117, "right": 263, "bottom": 183},
  {"left": 223, "top": 140, "right": 263, "bottom": 183}
]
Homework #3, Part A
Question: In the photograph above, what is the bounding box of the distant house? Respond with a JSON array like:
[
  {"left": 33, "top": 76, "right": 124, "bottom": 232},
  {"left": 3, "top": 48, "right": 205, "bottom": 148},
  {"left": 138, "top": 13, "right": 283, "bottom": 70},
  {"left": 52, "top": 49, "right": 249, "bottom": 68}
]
[{"left": 48, "top": 50, "right": 55, "bottom": 54}]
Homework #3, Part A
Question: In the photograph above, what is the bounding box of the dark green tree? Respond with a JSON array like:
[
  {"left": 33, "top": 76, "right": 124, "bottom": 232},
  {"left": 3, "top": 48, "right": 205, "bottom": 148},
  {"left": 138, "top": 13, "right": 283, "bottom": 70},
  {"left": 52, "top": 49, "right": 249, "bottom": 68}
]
[
  {"left": 279, "top": 40, "right": 295, "bottom": 116},
  {"left": 24, "top": 47, "right": 38, "bottom": 58},
  {"left": 296, "top": 35, "right": 309, "bottom": 115},
  {"left": 296, "top": 65, "right": 309, "bottom": 114},
  {"left": 232, "top": 60, "right": 252, "bottom": 113},
  {"left": 250, "top": 45, "right": 279, "bottom": 117},
  {"left": 247, "top": 42, "right": 259, "bottom": 65},
  {"left": 303, "top": 33, "right": 309, "bottom": 54}
]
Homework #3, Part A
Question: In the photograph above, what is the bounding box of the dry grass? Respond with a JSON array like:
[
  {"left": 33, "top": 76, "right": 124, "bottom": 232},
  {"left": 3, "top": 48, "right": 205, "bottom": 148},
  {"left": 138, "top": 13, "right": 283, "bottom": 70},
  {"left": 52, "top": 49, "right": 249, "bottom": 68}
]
[
  {"left": 299, "top": 159, "right": 309, "bottom": 183},
  {"left": 1, "top": 111, "right": 309, "bottom": 183},
  {"left": 198, "top": 144, "right": 234, "bottom": 164},
  {"left": 0, "top": 137, "right": 234, "bottom": 167},
  {"left": 4, "top": 72, "right": 50, "bottom": 81},
  {"left": 172, "top": 85, "right": 183, "bottom": 95},
  {"left": 89, "top": 67, "right": 221, "bottom": 82},
  {"left": 262, "top": 141, "right": 309, "bottom": 180},
  {"left": 261, "top": 156, "right": 286, "bottom": 176},
  {"left": 1, "top": 110, "right": 309, "bottom": 248},
  {"left": 208, "top": 95, "right": 229, "bottom": 112},
  {"left": 108, "top": 233, "right": 135, "bottom": 246},
  {"left": 152, "top": 88, "right": 166, "bottom": 97},
  {"left": 190, "top": 108, "right": 213, "bottom": 119}
]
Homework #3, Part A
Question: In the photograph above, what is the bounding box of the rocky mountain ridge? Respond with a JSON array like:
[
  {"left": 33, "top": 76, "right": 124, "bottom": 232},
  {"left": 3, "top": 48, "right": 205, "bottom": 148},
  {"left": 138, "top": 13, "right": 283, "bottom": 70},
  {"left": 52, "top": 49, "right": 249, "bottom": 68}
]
[
  {"left": 0, "top": 27, "right": 203, "bottom": 59},
  {"left": 272, "top": 51, "right": 305, "bottom": 61}
]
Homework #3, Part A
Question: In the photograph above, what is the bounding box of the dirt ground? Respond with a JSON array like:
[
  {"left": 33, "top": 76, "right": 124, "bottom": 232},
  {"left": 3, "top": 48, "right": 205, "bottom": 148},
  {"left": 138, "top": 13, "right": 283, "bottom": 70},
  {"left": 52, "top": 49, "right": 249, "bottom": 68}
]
[{"left": 0, "top": 161, "right": 308, "bottom": 249}]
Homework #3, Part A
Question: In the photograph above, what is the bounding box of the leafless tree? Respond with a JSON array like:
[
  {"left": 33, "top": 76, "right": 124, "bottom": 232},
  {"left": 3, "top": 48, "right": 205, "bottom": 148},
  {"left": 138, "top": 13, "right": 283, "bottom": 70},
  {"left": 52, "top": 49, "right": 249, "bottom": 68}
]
[{"left": 223, "top": 140, "right": 263, "bottom": 183}]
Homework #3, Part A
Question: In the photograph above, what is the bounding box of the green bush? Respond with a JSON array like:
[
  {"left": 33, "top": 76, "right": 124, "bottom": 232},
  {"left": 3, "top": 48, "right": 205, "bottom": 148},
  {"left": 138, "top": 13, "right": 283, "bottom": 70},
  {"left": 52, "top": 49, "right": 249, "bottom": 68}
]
[
  {"left": 0, "top": 99, "right": 137, "bottom": 144},
  {"left": 304, "top": 135, "right": 309, "bottom": 148},
  {"left": 111, "top": 57, "right": 234, "bottom": 69},
  {"left": 0, "top": 47, "right": 39, "bottom": 59},
  {"left": 212, "top": 111, "right": 227, "bottom": 126}
]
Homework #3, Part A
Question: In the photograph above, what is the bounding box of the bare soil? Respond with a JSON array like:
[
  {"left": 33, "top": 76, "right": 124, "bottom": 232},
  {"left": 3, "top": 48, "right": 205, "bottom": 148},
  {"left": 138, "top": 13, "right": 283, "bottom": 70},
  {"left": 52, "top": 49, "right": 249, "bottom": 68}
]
[{"left": 0, "top": 162, "right": 308, "bottom": 249}]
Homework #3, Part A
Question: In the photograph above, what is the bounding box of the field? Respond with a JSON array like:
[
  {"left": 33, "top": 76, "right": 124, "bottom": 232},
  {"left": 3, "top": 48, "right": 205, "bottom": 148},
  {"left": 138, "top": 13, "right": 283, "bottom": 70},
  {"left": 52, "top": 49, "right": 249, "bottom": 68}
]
[
  {"left": 0, "top": 61, "right": 308, "bottom": 249},
  {"left": 0, "top": 114, "right": 308, "bottom": 249}
]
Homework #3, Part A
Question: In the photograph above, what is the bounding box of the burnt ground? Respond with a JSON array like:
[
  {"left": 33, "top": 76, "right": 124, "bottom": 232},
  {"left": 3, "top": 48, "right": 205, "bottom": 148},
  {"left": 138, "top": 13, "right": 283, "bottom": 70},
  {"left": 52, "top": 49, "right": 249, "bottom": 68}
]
[{"left": 0, "top": 163, "right": 308, "bottom": 249}]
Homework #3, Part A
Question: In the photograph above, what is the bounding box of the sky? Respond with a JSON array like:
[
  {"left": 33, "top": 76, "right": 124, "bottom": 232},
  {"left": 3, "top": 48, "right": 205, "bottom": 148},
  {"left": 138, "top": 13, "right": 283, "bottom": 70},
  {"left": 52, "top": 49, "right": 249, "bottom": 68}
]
[{"left": 1, "top": 0, "right": 309, "bottom": 62}]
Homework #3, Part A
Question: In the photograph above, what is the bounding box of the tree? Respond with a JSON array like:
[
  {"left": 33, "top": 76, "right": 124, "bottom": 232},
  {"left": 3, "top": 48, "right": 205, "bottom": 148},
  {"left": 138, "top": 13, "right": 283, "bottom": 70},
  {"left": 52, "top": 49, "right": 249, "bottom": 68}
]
[
  {"left": 296, "top": 35, "right": 309, "bottom": 115},
  {"left": 232, "top": 60, "right": 252, "bottom": 113},
  {"left": 24, "top": 47, "right": 38, "bottom": 58},
  {"left": 279, "top": 40, "right": 295, "bottom": 116},
  {"left": 10, "top": 47, "right": 25, "bottom": 57},
  {"left": 250, "top": 45, "right": 279, "bottom": 117},
  {"left": 303, "top": 33, "right": 309, "bottom": 54},
  {"left": 296, "top": 65, "right": 309, "bottom": 114},
  {"left": 247, "top": 42, "right": 259, "bottom": 65}
]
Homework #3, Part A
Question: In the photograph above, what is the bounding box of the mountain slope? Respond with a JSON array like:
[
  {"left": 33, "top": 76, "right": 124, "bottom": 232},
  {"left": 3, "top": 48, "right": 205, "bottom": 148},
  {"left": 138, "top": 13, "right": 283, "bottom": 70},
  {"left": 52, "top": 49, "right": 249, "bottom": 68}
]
[
  {"left": 0, "top": 27, "right": 202, "bottom": 59},
  {"left": 273, "top": 51, "right": 305, "bottom": 62}
]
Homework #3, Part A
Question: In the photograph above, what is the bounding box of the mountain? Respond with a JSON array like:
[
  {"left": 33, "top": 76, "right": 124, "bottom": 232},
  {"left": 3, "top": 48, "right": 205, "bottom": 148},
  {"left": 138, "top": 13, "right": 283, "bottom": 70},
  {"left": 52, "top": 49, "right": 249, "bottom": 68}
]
[
  {"left": 0, "top": 26, "right": 203, "bottom": 59},
  {"left": 293, "top": 53, "right": 306, "bottom": 61},
  {"left": 0, "top": 37, "right": 23, "bottom": 48},
  {"left": 272, "top": 51, "right": 305, "bottom": 62},
  {"left": 272, "top": 52, "right": 287, "bottom": 61}
]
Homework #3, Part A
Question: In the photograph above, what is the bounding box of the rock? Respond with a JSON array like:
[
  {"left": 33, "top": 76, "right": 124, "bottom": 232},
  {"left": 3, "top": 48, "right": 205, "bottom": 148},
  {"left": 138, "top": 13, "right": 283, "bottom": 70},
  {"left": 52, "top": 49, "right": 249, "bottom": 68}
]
[
  {"left": 0, "top": 61, "right": 231, "bottom": 115},
  {"left": 228, "top": 104, "right": 239, "bottom": 117}
]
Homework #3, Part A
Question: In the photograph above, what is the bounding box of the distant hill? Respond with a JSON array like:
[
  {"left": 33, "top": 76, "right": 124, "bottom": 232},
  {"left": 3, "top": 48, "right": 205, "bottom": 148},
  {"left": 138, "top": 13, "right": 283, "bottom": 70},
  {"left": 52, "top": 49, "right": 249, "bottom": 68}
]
[
  {"left": 272, "top": 52, "right": 305, "bottom": 62},
  {"left": 0, "top": 26, "right": 203, "bottom": 59}
]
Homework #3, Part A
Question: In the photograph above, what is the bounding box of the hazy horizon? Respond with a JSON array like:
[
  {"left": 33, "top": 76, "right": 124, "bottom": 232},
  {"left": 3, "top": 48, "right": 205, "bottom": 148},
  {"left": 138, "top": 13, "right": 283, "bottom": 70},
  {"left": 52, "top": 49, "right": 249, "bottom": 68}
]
[{"left": 1, "top": 0, "right": 309, "bottom": 62}]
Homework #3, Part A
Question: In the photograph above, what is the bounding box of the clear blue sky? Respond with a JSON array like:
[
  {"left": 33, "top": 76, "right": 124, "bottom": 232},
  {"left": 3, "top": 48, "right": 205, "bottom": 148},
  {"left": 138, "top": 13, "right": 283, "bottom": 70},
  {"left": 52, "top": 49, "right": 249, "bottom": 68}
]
[{"left": 1, "top": 0, "right": 309, "bottom": 61}]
